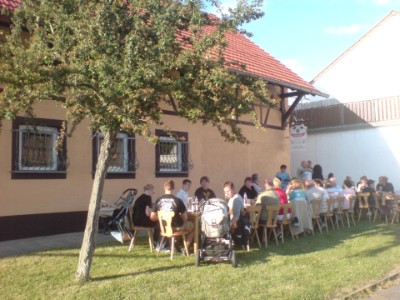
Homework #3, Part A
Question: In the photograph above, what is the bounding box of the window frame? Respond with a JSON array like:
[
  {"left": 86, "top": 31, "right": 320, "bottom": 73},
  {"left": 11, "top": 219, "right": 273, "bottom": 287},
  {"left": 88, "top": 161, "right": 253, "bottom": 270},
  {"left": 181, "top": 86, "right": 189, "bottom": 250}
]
[
  {"left": 155, "top": 129, "right": 189, "bottom": 178},
  {"left": 92, "top": 131, "right": 136, "bottom": 179},
  {"left": 11, "top": 117, "right": 67, "bottom": 179}
]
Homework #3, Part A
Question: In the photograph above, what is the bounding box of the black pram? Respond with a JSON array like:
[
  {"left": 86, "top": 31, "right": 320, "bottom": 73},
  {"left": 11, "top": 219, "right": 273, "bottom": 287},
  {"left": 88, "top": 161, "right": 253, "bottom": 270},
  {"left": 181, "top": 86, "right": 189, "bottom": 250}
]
[{"left": 98, "top": 188, "right": 137, "bottom": 242}]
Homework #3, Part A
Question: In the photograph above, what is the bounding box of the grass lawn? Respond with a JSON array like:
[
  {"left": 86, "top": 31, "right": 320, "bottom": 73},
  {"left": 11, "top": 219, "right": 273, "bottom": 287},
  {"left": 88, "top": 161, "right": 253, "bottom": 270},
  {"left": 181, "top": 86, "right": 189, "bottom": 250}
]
[{"left": 1, "top": 221, "right": 400, "bottom": 299}]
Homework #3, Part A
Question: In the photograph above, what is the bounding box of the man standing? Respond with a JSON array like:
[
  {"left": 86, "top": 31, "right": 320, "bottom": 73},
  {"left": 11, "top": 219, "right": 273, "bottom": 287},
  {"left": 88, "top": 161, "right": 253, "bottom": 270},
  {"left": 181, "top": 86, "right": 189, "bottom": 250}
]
[{"left": 150, "top": 180, "right": 194, "bottom": 252}]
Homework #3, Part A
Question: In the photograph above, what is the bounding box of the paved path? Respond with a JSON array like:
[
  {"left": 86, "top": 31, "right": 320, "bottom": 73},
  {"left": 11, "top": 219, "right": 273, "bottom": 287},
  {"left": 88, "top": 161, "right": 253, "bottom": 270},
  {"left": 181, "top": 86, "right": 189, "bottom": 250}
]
[
  {"left": 0, "top": 232, "right": 399, "bottom": 299},
  {"left": 0, "top": 231, "right": 114, "bottom": 258}
]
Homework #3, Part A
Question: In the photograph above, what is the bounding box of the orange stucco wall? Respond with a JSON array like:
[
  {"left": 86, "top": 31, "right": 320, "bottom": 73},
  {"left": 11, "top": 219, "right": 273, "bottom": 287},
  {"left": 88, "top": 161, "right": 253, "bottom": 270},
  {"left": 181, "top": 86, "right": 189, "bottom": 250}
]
[{"left": 0, "top": 99, "right": 290, "bottom": 217}]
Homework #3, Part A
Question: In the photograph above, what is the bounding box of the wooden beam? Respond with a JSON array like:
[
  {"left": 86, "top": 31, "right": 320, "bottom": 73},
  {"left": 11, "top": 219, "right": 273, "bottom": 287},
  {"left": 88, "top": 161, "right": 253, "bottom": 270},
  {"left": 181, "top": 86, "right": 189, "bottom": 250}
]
[
  {"left": 281, "top": 91, "right": 304, "bottom": 98},
  {"left": 281, "top": 93, "right": 305, "bottom": 127}
]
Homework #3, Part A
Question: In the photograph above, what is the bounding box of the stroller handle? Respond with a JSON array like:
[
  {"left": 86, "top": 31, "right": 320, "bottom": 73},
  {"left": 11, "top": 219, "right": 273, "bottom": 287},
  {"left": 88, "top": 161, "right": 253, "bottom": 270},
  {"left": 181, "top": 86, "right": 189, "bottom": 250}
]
[{"left": 122, "top": 188, "right": 138, "bottom": 196}]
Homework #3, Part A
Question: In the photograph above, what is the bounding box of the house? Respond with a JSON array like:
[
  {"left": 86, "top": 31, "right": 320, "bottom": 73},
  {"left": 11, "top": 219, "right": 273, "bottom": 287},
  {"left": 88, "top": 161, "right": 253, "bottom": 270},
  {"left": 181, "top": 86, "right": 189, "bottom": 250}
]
[
  {"left": 291, "top": 11, "right": 400, "bottom": 190},
  {"left": 0, "top": 1, "right": 323, "bottom": 241}
]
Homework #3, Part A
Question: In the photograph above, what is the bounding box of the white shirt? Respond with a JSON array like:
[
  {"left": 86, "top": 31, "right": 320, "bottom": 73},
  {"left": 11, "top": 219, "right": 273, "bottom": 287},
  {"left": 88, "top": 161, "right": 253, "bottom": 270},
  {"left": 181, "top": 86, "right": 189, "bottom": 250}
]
[{"left": 176, "top": 189, "right": 189, "bottom": 207}]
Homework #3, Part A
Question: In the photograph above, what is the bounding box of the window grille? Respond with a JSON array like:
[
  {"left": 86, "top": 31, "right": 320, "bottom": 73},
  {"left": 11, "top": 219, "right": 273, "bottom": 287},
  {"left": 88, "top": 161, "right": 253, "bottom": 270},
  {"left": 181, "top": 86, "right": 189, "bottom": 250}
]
[
  {"left": 12, "top": 117, "right": 68, "bottom": 179},
  {"left": 93, "top": 132, "right": 136, "bottom": 178},
  {"left": 155, "top": 130, "right": 190, "bottom": 177}
]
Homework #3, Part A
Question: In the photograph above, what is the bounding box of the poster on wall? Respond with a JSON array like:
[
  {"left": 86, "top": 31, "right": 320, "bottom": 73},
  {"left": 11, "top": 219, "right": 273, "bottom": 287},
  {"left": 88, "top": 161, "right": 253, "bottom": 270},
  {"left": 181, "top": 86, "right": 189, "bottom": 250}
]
[{"left": 290, "top": 124, "right": 307, "bottom": 151}]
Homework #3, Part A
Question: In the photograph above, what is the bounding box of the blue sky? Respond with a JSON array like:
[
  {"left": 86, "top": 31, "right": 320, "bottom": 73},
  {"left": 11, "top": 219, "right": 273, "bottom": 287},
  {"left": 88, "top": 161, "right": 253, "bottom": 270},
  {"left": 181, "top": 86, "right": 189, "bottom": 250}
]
[{"left": 207, "top": 0, "right": 400, "bottom": 82}]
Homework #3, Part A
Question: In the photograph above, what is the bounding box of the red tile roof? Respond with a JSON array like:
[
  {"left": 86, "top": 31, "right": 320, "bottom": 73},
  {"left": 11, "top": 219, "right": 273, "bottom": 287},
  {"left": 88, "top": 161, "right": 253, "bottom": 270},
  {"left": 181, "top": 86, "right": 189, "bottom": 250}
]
[
  {"left": 0, "top": 0, "right": 20, "bottom": 11},
  {"left": 0, "top": 0, "right": 322, "bottom": 96}
]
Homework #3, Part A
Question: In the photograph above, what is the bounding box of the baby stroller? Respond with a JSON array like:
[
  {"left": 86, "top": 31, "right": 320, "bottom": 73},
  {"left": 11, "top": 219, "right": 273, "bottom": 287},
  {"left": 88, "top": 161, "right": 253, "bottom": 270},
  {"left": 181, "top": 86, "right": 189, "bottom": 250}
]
[
  {"left": 195, "top": 198, "right": 237, "bottom": 267},
  {"left": 98, "top": 188, "right": 137, "bottom": 242}
]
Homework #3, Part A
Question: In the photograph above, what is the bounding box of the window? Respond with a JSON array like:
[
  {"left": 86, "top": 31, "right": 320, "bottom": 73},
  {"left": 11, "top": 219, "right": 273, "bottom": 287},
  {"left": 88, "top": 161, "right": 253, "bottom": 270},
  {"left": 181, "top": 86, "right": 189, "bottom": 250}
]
[
  {"left": 155, "top": 130, "right": 189, "bottom": 177},
  {"left": 12, "top": 117, "right": 67, "bottom": 179},
  {"left": 92, "top": 132, "right": 136, "bottom": 179}
]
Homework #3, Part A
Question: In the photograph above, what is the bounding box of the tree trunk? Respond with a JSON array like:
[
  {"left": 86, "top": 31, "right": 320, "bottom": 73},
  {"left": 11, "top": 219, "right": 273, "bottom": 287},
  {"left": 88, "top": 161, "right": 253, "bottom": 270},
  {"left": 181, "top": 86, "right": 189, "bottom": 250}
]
[{"left": 76, "top": 130, "right": 114, "bottom": 282}]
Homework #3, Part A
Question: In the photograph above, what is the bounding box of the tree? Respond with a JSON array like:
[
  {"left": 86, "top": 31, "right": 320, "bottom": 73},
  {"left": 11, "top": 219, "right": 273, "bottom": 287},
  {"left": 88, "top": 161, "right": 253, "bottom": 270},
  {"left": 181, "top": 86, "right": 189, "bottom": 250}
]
[{"left": 0, "top": 0, "right": 272, "bottom": 281}]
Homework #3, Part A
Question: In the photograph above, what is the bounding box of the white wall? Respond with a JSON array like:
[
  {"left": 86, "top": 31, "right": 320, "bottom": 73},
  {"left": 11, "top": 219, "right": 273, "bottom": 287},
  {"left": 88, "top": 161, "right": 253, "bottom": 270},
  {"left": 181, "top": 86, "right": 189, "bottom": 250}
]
[
  {"left": 314, "top": 12, "right": 400, "bottom": 102},
  {"left": 291, "top": 124, "right": 400, "bottom": 192}
]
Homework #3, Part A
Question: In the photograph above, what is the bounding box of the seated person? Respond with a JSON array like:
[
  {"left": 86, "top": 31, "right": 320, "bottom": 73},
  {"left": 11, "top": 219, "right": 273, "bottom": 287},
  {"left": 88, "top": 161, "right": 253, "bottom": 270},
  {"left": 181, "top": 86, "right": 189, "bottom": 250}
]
[
  {"left": 273, "top": 177, "right": 291, "bottom": 221},
  {"left": 287, "top": 179, "right": 306, "bottom": 203},
  {"left": 223, "top": 181, "right": 248, "bottom": 248},
  {"left": 256, "top": 178, "right": 280, "bottom": 225},
  {"left": 132, "top": 184, "right": 159, "bottom": 241},
  {"left": 194, "top": 176, "right": 216, "bottom": 201},
  {"left": 176, "top": 178, "right": 192, "bottom": 208},
  {"left": 342, "top": 179, "right": 356, "bottom": 210},
  {"left": 150, "top": 180, "right": 194, "bottom": 252},
  {"left": 238, "top": 176, "right": 258, "bottom": 200}
]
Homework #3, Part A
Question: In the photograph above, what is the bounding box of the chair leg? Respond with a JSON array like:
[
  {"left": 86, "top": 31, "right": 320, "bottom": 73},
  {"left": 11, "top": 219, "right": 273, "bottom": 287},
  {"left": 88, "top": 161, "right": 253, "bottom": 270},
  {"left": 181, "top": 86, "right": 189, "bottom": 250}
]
[
  {"left": 324, "top": 216, "right": 329, "bottom": 233},
  {"left": 263, "top": 227, "right": 268, "bottom": 247},
  {"left": 147, "top": 229, "right": 154, "bottom": 253},
  {"left": 345, "top": 212, "right": 350, "bottom": 228},
  {"left": 272, "top": 228, "right": 279, "bottom": 246},
  {"left": 280, "top": 224, "right": 285, "bottom": 243},
  {"left": 254, "top": 229, "right": 261, "bottom": 248},
  {"left": 183, "top": 235, "right": 189, "bottom": 256},
  {"left": 157, "top": 237, "right": 166, "bottom": 255},
  {"left": 316, "top": 218, "right": 322, "bottom": 234},
  {"left": 358, "top": 209, "right": 362, "bottom": 222},
  {"left": 351, "top": 213, "right": 356, "bottom": 227},
  {"left": 170, "top": 237, "right": 175, "bottom": 260},
  {"left": 129, "top": 230, "right": 139, "bottom": 252},
  {"left": 288, "top": 224, "right": 295, "bottom": 240},
  {"left": 392, "top": 212, "right": 398, "bottom": 224}
]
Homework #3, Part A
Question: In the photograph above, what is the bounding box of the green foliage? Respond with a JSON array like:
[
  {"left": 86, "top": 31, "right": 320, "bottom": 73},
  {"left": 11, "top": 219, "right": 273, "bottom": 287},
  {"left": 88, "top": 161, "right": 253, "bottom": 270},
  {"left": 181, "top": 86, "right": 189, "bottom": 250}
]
[
  {"left": 0, "top": 0, "right": 271, "bottom": 143},
  {"left": 1, "top": 221, "right": 400, "bottom": 298}
]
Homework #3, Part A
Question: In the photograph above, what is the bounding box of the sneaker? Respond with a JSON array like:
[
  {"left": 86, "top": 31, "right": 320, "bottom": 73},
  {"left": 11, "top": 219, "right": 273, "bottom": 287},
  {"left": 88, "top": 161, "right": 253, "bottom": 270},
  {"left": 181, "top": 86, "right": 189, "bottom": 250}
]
[
  {"left": 320, "top": 223, "right": 327, "bottom": 229},
  {"left": 159, "top": 248, "right": 170, "bottom": 253},
  {"left": 293, "top": 222, "right": 300, "bottom": 228}
]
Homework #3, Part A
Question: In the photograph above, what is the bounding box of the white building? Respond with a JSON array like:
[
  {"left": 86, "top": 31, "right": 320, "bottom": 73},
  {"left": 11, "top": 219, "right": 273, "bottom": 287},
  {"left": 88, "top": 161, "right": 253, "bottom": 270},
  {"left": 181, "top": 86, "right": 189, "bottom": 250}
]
[{"left": 291, "top": 11, "right": 400, "bottom": 191}]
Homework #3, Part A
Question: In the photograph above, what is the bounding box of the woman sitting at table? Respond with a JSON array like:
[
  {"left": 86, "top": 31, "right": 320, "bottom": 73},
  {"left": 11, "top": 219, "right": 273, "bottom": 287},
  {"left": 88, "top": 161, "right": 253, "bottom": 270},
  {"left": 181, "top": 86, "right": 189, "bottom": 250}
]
[{"left": 288, "top": 179, "right": 306, "bottom": 203}]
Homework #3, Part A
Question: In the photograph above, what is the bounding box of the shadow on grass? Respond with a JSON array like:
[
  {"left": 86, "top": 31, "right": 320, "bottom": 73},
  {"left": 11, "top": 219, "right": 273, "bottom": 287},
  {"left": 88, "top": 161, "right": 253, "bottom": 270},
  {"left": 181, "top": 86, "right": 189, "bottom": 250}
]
[
  {"left": 253, "top": 221, "right": 400, "bottom": 257},
  {"left": 90, "top": 263, "right": 194, "bottom": 281}
]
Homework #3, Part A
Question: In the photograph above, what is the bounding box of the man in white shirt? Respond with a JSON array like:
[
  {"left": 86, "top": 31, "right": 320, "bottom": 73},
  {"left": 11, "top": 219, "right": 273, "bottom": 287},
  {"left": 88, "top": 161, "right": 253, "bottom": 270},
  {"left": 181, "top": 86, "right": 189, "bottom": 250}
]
[{"left": 176, "top": 179, "right": 192, "bottom": 208}]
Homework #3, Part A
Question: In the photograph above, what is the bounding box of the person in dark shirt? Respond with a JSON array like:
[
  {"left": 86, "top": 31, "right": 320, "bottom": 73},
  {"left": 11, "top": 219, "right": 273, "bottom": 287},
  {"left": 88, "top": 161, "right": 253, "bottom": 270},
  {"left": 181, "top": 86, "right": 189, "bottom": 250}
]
[
  {"left": 376, "top": 176, "right": 395, "bottom": 193},
  {"left": 150, "top": 179, "right": 194, "bottom": 250},
  {"left": 194, "top": 176, "right": 216, "bottom": 201},
  {"left": 132, "top": 184, "right": 159, "bottom": 242},
  {"left": 238, "top": 176, "right": 258, "bottom": 200},
  {"left": 132, "top": 184, "right": 157, "bottom": 227}
]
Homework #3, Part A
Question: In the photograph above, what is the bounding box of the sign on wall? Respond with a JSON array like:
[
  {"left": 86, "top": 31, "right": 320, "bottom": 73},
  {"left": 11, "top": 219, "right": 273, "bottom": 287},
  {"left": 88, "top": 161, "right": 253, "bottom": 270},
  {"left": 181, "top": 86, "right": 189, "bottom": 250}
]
[{"left": 290, "top": 124, "right": 307, "bottom": 151}]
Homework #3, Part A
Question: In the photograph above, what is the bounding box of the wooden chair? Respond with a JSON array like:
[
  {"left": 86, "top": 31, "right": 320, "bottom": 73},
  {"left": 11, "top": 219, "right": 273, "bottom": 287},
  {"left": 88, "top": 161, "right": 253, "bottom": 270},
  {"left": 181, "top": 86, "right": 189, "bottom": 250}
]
[
  {"left": 334, "top": 197, "right": 345, "bottom": 229},
  {"left": 259, "top": 205, "right": 280, "bottom": 247},
  {"left": 157, "top": 210, "right": 189, "bottom": 260},
  {"left": 357, "top": 192, "right": 371, "bottom": 221},
  {"left": 376, "top": 192, "right": 395, "bottom": 223},
  {"left": 246, "top": 205, "right": 262, "bottom": 249},
  {"left": 310, "top": 198, "right": 323, "bottom": 235},
  {"left": 391, "top": 194, "right": 400, "bottom": 224},
  {"left": 127, "top": 207, "right": 154, "bottom": 253},
  {"left": 277, "top": 203, "right": 295, "bottom": 243},
  {"left": 372, "top": 192, "right": 383, "bottom": 223},
  {"left": 344, "top": 195, "right": 356, "bottom": 228},
  {"left": 320, "top": 198, "right": 336, "bottom": 232}
]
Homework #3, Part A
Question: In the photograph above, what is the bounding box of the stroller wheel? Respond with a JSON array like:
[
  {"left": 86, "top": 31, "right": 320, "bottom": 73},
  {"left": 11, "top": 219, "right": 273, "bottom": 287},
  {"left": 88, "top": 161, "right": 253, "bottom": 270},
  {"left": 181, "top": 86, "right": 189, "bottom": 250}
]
[
  {"left": 195, "top": 249, "right": 201, "bottom": 267},
  {"left": 231, "top": 250, "right": 237, "bottom": 268}
]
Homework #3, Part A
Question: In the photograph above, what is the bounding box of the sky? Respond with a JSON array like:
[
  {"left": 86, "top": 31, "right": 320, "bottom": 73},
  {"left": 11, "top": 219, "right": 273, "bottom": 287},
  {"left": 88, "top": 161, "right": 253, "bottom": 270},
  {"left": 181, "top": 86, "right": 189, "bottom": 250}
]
[{"left": 206, "top": 0, "right": 400, "bottom": 82}]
